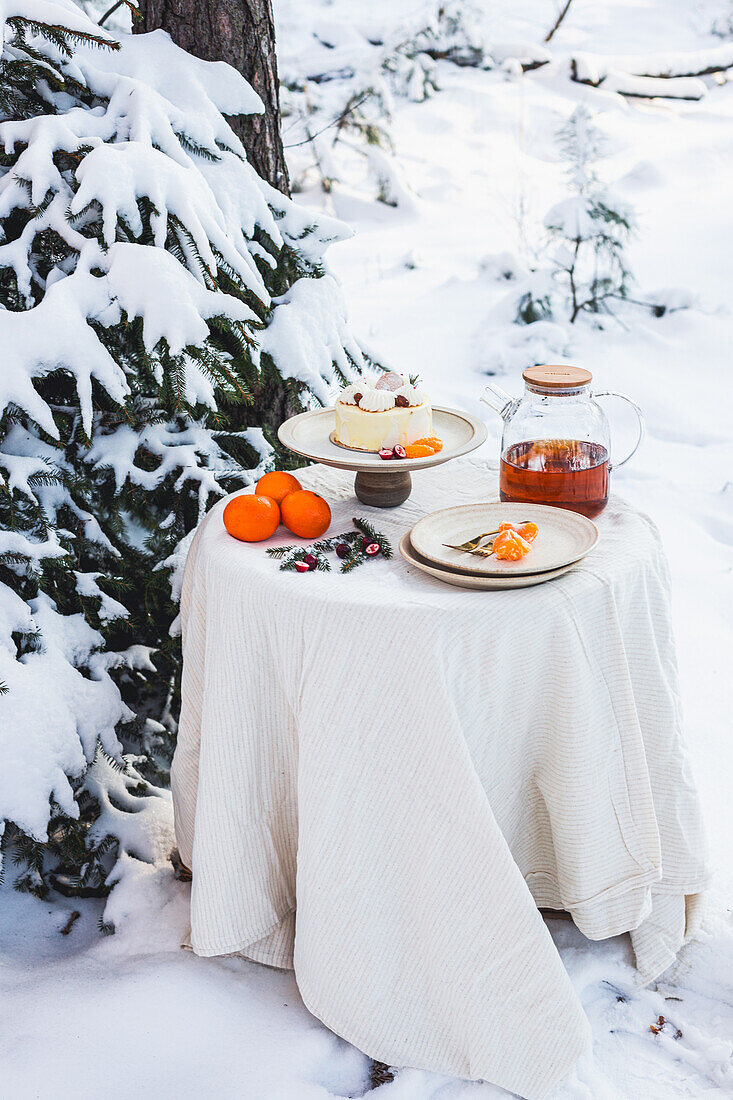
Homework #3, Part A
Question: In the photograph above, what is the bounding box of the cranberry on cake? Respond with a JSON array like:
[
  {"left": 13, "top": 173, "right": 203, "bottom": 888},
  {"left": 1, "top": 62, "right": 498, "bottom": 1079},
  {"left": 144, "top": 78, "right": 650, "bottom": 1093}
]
[{"left": 333, "top": 372, "right": 433, "bottom": 452}]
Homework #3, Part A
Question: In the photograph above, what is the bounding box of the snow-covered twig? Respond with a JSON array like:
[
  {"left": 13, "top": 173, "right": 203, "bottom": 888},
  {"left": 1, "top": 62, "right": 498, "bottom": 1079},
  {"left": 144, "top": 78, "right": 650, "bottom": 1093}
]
[{"left": 98, "top": 0, "right": 138, "bottom": 28}]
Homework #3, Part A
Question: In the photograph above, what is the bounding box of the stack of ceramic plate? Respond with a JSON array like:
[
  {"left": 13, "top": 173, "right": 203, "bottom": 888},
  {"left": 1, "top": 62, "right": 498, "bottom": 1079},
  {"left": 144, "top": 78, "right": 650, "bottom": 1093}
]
[{"left": 401, "top": 503, "right": 599, "bottom": 590}]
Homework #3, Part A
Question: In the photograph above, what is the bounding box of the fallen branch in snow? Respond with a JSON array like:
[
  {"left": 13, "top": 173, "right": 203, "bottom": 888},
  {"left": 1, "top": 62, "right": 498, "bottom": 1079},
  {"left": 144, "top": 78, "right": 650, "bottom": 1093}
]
[
  {"left": 491, "top": 41, "right": 552, "bottom": 73},
  {"left": 59, "top": 910, "right": 81, "bottom": 935},
  {"left": 420, "top": 44, "right": 484, "bottom": 68},
  {"left": 303, "top": 67, "right": 359, "bottom": 85},
  {"left": 570, "top": 44, "right": 733, "bottom": 99},
  {"left": 572, "top": 43, "right": 733, "bottom": 81},
  {"left": 520, "top": 56, "right": 551, "bottom": 73},
  {"left": 305, "top": 51, "right": 548, "bottom": 81},
  {"left": 545, "top": 0, "right": 575, "bottom": 44},
  {"left": 572, "top": 69, "right": 709, "bottom": 101}
]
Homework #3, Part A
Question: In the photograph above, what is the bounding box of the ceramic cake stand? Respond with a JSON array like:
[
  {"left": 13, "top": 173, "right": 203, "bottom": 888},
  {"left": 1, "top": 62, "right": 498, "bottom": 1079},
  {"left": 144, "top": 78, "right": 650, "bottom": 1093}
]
[{"left": 278, "top": 406, "right": 487, "bottom": 508}]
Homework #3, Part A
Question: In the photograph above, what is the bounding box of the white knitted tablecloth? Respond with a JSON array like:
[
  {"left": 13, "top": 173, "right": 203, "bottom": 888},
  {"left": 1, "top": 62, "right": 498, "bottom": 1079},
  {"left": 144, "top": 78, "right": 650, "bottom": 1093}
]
[{"left": 171, "top": 458, "right": 708, "bottom": 1100}]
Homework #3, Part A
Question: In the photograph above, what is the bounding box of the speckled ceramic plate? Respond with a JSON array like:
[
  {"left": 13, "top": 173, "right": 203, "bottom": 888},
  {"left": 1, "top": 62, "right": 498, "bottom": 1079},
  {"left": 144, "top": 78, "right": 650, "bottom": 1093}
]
[
  {"left": 278, "top": 406, "right": 486, "bottom": 472},
  {"left": 398, "top": 533, "right": 575, "bottom": 590},
  {"left": 409, "top": 502, "right": 599, "bottom": 577}
]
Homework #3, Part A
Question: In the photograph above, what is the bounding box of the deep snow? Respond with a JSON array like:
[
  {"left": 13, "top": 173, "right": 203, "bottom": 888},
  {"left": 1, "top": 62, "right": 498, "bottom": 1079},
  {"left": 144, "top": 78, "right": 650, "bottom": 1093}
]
[{"left": 1, "top": 1, "right": 732, "bottom": 1097}]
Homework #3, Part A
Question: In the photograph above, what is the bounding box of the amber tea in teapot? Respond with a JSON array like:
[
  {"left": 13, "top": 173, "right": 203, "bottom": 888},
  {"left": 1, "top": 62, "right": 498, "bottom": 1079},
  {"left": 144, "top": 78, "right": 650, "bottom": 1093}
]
[
  {"left": 483, "top": 366, "right": 643, "bottom": 519},
  {"left": 500, "top": 439, "right": 609, "bottom": 519}
]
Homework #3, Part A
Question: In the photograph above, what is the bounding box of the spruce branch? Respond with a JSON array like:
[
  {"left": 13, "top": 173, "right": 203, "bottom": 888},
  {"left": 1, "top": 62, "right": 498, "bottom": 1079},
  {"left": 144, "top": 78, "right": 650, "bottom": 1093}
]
[
  {"left": 339, "top": 546, "right": 365, "bottom": 573},
  {"left": 353, "top": 516, "right": 393, "bottom": 558},
  {"left": 8, "top": 16, "right": 120, "bottom": 54},
  {"left": 266, "top": 544, "right": 298, "bottom": 559}
]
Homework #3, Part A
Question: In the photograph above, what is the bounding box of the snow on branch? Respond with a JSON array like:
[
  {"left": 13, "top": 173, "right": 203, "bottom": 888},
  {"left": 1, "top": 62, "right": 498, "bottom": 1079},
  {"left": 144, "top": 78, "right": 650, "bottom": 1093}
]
[
  {"left": 0, "top": 592, "right": 126, "bottom": 839},
  {"left": 0, "top": 0, "right": 116, "bottom": 51},
  {"left": 572, "top": 43, "right": 733, "bottom": 81},
  {"left": 104, "top": 243, "right": 259, "bottom": 357},
  {"left": 0, "top": 3, "right": 362, "bottom": 900},
  {"left": 0, "top": 272, "right": 128, "bottom": 438},
  {"left": 490, "top": 41, "right": 551, "bottom": 72},
  {"left": 257, "top": 274, "right": 364, "bottom": 403},
  {"left": 80, "top": 26, "right": 264, "bottom": 120},
  {"left": 594, "top": 72, "right": 707, "bottom": 101},
  {"left": 571, "top": 44, "right": 733, "bottom": 99}
]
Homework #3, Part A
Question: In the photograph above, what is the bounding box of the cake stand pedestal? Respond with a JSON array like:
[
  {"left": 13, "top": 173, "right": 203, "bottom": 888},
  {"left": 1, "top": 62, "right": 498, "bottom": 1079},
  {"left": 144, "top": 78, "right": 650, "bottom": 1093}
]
[
  {"left": 278, "top": 406, "right": 487, "bottom": 508},
  {"left": 354, "top": 468, "right": 412, "bottom": 508}
]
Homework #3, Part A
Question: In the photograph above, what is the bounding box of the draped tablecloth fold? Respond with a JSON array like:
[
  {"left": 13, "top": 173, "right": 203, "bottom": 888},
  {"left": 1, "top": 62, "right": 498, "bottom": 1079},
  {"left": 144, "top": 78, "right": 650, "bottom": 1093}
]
[{"left": 172, "top": 460, "right": 707, "bottom": 1099}]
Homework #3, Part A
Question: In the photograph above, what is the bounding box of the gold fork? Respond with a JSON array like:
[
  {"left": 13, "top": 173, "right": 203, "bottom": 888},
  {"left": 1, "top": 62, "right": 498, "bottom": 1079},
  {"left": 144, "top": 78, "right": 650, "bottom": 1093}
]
[
  {"left": 443, "top": 529, "right": 501, "bottom": 553},
  {"left": 444, "top": 521, "right": 531, "bottom": 554},
  {"left": 470, "top": 543, "right": 499, "bottom": 558}
]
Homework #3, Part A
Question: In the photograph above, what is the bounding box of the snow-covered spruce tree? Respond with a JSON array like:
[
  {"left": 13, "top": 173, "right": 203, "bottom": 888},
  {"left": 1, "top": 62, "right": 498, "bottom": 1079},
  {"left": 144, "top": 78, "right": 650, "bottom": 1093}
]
[
  {"left": 0, "top": 0, "right": 362, "bottom": 899},
  {"left": 542, "top": 105, "right": 635, "bottom": 323}
]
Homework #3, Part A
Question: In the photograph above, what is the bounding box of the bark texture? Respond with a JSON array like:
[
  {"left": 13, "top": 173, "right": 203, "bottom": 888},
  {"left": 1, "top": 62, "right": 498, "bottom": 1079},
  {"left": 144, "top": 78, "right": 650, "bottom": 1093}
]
[{"left": 137, "top": 0, "right": 290, "bottom": 195}]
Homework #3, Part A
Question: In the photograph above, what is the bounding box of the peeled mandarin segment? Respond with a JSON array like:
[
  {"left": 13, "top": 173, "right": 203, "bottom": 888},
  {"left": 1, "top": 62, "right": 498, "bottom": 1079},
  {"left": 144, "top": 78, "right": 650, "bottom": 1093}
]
[
  {"left": 492, "top": 529, "right": 531, "bottom": 561},
  {"left": 493, "top": 541, "right": 523, "bottom": 562},
  {"left": 498, "top": 522, "right": 516, "bottom": 533},
  {"left": 491, "top": 531, "right": 510, "bottom": 555},
  {"left": 517, "top": 521, "right": 539, "bottom": 543},
  {"left": 404, "top": 443, "right": 435, "bottom": 458},
  {"left": 412, "top": 436, "right": 443, "bottom": 453}
]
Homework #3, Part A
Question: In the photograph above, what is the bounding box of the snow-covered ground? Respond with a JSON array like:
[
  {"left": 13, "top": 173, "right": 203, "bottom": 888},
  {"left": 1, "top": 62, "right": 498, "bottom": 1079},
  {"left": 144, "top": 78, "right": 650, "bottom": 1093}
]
[{"left": 1, "top": 1, "right": 732, "bottom": 1097}]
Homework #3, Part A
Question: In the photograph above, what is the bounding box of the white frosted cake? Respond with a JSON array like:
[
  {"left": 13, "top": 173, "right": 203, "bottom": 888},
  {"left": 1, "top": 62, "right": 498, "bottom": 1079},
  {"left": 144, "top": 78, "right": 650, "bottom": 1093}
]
[{"left": 333, "top": 372, "right": 433, "bottom": 452}]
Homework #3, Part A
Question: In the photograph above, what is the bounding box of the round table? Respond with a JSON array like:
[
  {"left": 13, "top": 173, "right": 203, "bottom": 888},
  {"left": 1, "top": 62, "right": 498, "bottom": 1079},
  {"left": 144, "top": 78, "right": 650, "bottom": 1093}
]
[{"left": 171, "top": 459, "right": 708, "bottom": 1100}]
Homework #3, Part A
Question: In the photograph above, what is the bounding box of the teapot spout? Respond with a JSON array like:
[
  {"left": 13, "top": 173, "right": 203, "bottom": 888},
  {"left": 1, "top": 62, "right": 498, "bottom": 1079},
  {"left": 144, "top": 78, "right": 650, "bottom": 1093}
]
[{"left": 481, "top": 383, "right": 514, "bottom": 419}]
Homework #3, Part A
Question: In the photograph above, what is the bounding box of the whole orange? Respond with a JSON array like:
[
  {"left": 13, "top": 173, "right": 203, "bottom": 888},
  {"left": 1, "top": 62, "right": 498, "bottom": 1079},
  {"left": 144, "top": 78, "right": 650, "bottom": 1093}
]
[
  {"left": 280, "top": 490, "right": 331, "bottom": 539},
  {"left": 255, "top": 470, "right": 302, "bottom": 504},
  {"left": 223, "top": 494, "right": 280, "bottom": 542}
]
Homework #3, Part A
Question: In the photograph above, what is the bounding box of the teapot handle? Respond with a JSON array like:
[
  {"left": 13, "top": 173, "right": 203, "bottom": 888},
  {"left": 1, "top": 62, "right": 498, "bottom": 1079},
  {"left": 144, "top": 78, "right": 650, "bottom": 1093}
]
[{"left": 593, "top": 391, "right": 645, "bottom": 470}]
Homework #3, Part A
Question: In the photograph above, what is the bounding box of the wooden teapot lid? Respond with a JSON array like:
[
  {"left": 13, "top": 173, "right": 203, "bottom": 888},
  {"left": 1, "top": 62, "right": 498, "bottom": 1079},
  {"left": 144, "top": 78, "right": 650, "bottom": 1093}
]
[{"left": 522, "top": 365, "right": 592, "bottom": 389}]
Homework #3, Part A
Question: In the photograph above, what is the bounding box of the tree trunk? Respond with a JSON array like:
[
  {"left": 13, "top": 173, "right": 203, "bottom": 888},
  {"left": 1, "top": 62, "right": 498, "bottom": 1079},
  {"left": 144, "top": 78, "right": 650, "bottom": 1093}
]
[{"left": 136, "top": 0, "right": 290, "bottom": 195}]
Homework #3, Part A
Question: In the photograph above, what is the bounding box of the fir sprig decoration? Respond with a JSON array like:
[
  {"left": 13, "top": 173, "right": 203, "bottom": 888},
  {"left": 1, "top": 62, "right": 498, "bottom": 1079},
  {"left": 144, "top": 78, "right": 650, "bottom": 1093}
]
[
  {"left": 268, "top": 545, "right": 332, "bottom": 572},
  {"left": 353, "top": 516, "right": 393, "bottom": 558},
  {"left": 266, "top": 518, "right": 392, "bottom": 574}
]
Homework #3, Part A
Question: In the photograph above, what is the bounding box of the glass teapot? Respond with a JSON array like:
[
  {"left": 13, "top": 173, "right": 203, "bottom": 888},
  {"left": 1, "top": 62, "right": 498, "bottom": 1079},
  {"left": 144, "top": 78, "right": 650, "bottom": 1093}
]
[{"left": 482, "top": 365, "right": 644, "bottom": 518}]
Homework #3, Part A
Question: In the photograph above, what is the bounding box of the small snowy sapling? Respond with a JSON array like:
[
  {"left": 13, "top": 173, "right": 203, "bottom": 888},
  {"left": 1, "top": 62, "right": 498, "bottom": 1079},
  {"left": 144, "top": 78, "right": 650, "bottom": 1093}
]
[{"left": 544, "top": 105, "right": 635, "bottom": 322}]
